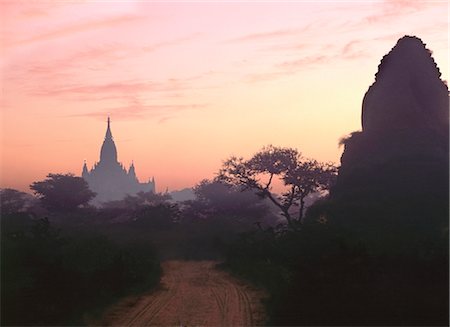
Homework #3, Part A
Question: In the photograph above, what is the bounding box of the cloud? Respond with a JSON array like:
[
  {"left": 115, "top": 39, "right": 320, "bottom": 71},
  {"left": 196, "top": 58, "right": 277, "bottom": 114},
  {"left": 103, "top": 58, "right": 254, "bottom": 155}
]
[
  {"left": 244, "top": 55, "right": 329, "bottom": 83},
  {"left": 20, "top": 7, "right": 48, "bottom": 18},
  {"left": 325, "top": 0, "right": 444, "bottom": 37},
  {"left": 5, "top": 33, "right": 203, "bottom": 102},
  {"left": 278, "top": 40, "right": 370, "bottom": 70},
  {"left": 259, "top": 43, "right": 309, "bottom": 52},
  {"left": 141, "top": 33, "right": 201, "bottom": 52},
  {"left": 366, "top": 0, "right": 432, "bottom": 23},
  {"left": 278, "top": 55, "right": 329, "bottom": 70},
  {"left": 342, "top": 40, "right": 360, "bottom": 55},
  {"left": 227, "top": 28, "right": 304, "bottom": 43},
  {"left": 19, "top": 42, "right": 125, "bottom": 76},
  {"left": 244, "top": 39, "right": 370, "bottom": 83},
  {"left": 7, "top": 14, "right": 144, "bottom": 48},
  {"left": 13, "top": 33, "right": 196, "bottom": 74},
  {"left": 11, "top": 47, "right": 219, "bottom": 103},
  {"left": 340, "top": 39, "right": 367, "bottom": 59},
  {"left": 70, "top": 97, "right": 207, "bottom": 121},
  {"left": 244, "top": 70, "right": 296, "bottom": 83},
  {"left": 32, "top": 79, "right": 189, "bottom": 100}
]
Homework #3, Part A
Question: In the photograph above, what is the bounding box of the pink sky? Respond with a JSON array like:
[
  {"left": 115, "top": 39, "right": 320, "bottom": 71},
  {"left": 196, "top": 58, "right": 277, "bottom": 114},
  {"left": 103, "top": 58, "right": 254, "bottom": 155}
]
[{"left": 1, "top": 0, "right": 448, "bottom": 193}]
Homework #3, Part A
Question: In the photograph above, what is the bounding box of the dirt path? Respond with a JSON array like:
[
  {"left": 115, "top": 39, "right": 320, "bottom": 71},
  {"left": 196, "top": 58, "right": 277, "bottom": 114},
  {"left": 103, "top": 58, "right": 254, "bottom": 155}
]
[{"left": 99, "top": 261, "right": 266, "bottom": 326}]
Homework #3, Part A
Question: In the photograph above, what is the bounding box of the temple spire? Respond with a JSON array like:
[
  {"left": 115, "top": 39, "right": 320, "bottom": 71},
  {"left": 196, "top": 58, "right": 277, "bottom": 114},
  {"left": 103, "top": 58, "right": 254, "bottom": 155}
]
[
  {"left": 82, "top": 160, "right": 89, "bottom": 178},
  {"left": 105, "top": 116, "right": 113, "bottom": 140},
  {"left": 100, "top": 116, "right": 118, "bottom": 164},
  {"left": 128, "top": 161, "right": 137, "bottom": 181}
]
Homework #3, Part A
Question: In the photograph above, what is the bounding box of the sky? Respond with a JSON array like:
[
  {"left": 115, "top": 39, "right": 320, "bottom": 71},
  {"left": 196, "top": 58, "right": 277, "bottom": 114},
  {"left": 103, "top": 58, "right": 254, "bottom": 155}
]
[{"left": 0, "top": 0, "right": 448, "bottom": 193}]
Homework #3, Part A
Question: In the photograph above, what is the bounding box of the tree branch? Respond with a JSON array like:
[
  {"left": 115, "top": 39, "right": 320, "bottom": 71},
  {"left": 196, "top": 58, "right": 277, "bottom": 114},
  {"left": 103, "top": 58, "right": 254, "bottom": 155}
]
[{"left": 265, "top": 173, "right": 274, "bottom": 190}]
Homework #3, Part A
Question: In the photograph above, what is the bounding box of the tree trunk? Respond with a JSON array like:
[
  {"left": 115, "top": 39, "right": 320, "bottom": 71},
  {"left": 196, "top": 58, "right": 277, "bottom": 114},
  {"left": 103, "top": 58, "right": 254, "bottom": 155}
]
[
  {"left": 299, "top": 196, "right": 305, "bottom": 222},
  {"left": 282, "top": 210, "right": 298, "bottom": 231},
  {"left": 264, "top": 189, "right": 298, "bottom": 231}
]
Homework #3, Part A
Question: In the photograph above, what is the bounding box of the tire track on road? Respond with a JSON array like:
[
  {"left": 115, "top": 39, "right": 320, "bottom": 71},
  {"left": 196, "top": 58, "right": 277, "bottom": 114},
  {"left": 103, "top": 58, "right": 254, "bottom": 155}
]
[{"left": 100, "top": 260, "right": 266, "bottom": 326}]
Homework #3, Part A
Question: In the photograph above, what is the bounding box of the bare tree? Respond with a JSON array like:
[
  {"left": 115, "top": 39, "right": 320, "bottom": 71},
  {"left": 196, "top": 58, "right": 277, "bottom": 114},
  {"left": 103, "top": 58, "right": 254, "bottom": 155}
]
[{"left": 218, "top": 145, "right": 337, "bottom": 230}]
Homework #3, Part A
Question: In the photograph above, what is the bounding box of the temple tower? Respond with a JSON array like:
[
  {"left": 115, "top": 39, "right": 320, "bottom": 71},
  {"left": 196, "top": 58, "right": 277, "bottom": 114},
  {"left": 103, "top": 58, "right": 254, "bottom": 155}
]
[{"left": 82, "top": 118, "right": 156, "bottom": 205}]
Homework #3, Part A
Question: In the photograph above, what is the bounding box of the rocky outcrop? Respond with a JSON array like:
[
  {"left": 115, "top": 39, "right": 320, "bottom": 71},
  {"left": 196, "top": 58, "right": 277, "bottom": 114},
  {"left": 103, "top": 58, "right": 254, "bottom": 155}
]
[
  {"left": 362, "top": 36, "right": 448, "bottom": 134},
  {"left": 333, "top": 36, "right": 449, "bottom": 201}
]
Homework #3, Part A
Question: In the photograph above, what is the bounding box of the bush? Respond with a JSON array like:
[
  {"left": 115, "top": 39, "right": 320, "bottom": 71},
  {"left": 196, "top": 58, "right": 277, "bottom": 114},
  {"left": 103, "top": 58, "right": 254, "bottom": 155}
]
[
  {"left": 224, "top": 197, "right": 449, "bottom": 326},
  {"left": 1, "top": 214, "right": 161, "bottom": 326}
]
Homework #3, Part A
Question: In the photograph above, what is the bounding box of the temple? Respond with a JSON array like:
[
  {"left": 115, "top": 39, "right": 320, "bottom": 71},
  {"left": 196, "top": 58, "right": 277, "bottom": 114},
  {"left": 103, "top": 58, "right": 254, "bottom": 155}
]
[{"left": 82, "top": 117, "right": 155, "bottom": 205}]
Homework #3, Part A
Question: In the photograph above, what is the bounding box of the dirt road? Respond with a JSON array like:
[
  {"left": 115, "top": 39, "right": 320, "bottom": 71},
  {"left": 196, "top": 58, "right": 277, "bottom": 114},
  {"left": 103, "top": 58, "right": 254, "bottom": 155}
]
[{"left": 100, "top": 261, "right": 266, "bottom": 326}]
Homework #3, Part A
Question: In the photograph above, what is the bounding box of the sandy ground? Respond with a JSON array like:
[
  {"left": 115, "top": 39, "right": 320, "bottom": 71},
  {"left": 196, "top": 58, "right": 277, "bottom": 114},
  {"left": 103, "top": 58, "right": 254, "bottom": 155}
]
[{"left": 98, "top": 260, "right": 266, "bottom": 326}]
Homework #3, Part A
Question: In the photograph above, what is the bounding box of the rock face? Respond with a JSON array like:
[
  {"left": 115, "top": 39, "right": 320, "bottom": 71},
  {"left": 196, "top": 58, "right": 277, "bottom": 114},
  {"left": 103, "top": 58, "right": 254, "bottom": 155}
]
[
  {"left": 334, "top": 36, "right": 449, "bottom": 201},
  {"left": 362, "top": 36, "right": 448, "bottom": 134}
]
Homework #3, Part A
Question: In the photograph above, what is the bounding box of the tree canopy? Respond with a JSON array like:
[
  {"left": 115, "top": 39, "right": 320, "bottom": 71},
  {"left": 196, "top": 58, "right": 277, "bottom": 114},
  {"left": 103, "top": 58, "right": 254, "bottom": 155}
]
[
  {"left": 30, "top": 174, "right": 96, "bottom": 211},
  {"left": 187, "top": 179, "right": 275, "bottom": 225},
  {"left": 218, "top": 145, "right": 337, "bottom": 230},
  {"left": 0, "top": 188, "right": 34, "bottom": 215},
  {"left": 102, "top": 191, "right": 172, "bottom": 210}
]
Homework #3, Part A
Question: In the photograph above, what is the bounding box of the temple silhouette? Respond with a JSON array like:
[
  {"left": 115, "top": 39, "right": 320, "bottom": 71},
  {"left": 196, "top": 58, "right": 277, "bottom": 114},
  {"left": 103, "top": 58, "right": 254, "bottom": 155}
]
[{"left": 82, "top": 117, "right": 155, "bottom": 204}]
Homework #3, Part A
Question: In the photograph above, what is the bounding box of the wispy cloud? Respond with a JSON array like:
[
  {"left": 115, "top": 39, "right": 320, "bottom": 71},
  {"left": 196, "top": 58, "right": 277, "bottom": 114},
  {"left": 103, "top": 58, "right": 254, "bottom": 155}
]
[
  {"left": 141, "top": 33, "right": 201, "bottom": 52},
  {"left": 70, "top": 97, "right": 207, "bottom": 121},
  {"left": 245, "top": 54, "right": 329, "bottom": 83},
  {"left": 19, "top": 42, "right": 125, "bottom": 75},
  {"left": 227, "top": 24, "right": 312, "bottom": 43},
  {"left": 245, "top": 70, "right": 296, "bottom": 83},
  {"left": 365, "top": 0, "right": 433, "bottom": 24},
  {"left": 6, "top": 33, "right": 202, "bottom": 102},
  {"left": 277, "top": 55, "right": 329, "bottom": 70},
  {"left": 228, "top": 28, "right": 299, "bottom": 43},
  {"left": 32, "top": 79, "right": 189, "bottom": 99},
  {"left": 20, "top": 7, "right": 48, "bottom": 18},
  {"left": 14, "top": 32, "right": 196, "bottom": 73},
  {"left": 341, "top": 39, "right": 368, "bottom": 59},
  {"left": 245, "top": 38, "right": 370, "bottom": 83},
  {"left": 6, "top": 14, "right": 144, "bottom": 48},
  {"left": 259, "top": 42, "right": 310, "bottom": 52}
]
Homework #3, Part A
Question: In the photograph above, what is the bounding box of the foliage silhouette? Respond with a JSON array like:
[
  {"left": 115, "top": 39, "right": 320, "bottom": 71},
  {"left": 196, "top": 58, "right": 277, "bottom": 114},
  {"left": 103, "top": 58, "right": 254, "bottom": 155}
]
[
  {"left": 0, "top": 188, "right": 34, "bottom": 214},
  {"left": 218, "top": 145, "right": 336, "bottom": 230},
  {"left": 186, "top": 179, "right": 276, "bottom": 226},
  {"left": 30, "top": 173, "right": 96, "bottom": 212},
  {"left": 1, "top": 214, "right": 161, "bottom": 326},
  {"left": 102, "top": 191, "right": 172, "bottom": 210}
]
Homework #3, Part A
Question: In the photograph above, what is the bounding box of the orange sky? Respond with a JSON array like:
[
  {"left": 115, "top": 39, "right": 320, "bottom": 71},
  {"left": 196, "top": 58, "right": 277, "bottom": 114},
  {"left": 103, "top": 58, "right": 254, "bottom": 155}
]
[{"left": 1, "top": 0, "right": 448, "bottom": 193}]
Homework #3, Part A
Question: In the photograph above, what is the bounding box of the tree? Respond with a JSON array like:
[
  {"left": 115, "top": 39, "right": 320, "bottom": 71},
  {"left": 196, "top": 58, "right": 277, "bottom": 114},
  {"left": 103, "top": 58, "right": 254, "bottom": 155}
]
[
  {"left": 188, "top": 179, "right": 275, "bottom": 225},
  {"left": 0, "top": 188, "right": 34, "bottom": 215},
  {"left": 218, "top": 145, "right": 337, "bottom": 230},
  {"left": 30, "top": 174, "right": 96, "bottom": 211},
  {"left": 102, "top": 191, "right": 172, "bottom": 210}
]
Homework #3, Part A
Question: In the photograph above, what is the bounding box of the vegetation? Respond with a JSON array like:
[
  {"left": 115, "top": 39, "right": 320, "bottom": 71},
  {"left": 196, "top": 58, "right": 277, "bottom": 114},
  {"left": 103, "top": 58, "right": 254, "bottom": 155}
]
[
  {"left": 1, "top": 137, "right": 448, "bottom": 326},
  {"left": 218, "top": 145, "right": 336, "bottom": 230},
  {"left": 1, "top": 213, "right": 161, "bottom": 326},
  {"left": 30, "top": 173, "right": 96, "bottom": 211},
  {"left": 0, "top": 175, "right": 273, "bottom": 325},
  {"left": 0, "top": 188, "right": 35, "bottom": 214},
  {"left": 1, "top": 183, "right": 162, "bottom": 325},
  {"left": 223, "top": 186, "right": 449, "bottom": 325}
]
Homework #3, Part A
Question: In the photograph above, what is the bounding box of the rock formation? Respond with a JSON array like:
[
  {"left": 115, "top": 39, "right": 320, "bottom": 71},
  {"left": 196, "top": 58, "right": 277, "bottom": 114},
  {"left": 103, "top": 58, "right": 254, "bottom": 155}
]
[
  {"left": 309, "top": 36, "right": 449, "bottom": 326},
  {"left": 333, "top": 36, "right": 449, "bottom": 202}
]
